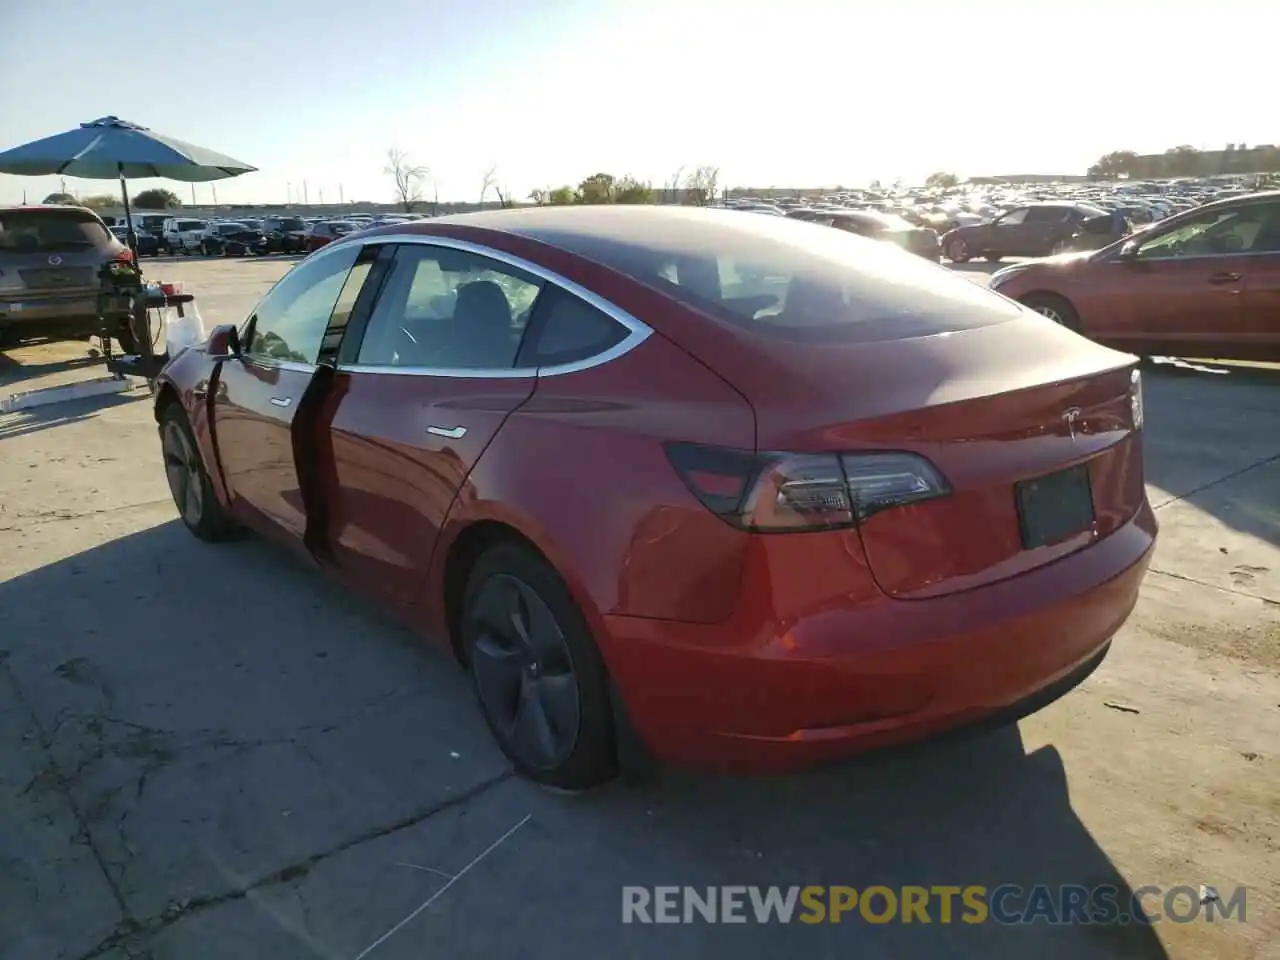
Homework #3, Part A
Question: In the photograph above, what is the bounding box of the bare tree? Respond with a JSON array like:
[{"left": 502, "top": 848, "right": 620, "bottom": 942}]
[
  {"left": 494, "top": 184, "right": 514, "bottom": 208},
  {"left": 384, "top": 147, "right": 428, "bottom": 212},
  {"left": 664, "top": 166, "right": 685, "bottom": 204},
  {"left": 685, "top": 165, "right": 720, "bottom": 206},
  {"left": 480, "top": 165, "right": 498, "bottom": 206},
  {"left": 432, "top": 180, "right": 440, "bottom": 217}
]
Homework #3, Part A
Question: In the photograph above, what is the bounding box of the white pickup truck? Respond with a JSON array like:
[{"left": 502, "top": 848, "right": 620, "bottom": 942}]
[{"left": 160, "top": 218, "right": 207, "bottom": 255}]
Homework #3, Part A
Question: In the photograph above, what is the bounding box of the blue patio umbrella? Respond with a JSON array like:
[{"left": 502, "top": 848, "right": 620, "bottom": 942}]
[{"left": 0, "top": 116, "right": 257, "bottom": 250}]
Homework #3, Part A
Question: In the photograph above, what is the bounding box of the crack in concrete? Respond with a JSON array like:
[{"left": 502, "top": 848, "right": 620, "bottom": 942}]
[
  {"left": 0, "top": 497, "right": 173, "bottom": 532},
  {"left": 1147, "top": 566, "right": 1279, "bottom": 605},
  {"left": 1149, "top": 450, "right": 1280, "bottom": 512},
  {"left": 0, "top": 651, "right": 134, "bottom": 930},
  {"left": 72, "top": 769, "right": 515, "bottom": 960}
]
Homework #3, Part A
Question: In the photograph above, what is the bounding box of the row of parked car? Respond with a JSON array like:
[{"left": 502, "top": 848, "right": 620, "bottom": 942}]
[
  {"left": 725, "top": 174, "right": 1273, "bottom": 262},
  {"left": 105, "top": 212, "right": 422, "bottom": 258}
]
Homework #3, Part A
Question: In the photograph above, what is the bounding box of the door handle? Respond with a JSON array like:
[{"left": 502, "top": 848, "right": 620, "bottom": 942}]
[
  {"left": 426, "top": 424, "right": 467, "bottom": 439},
  {"left": 1208, "top": 272, "right": 1242, "bottom": 284},
  {"left": 268, "top": 396, "right": 293, "bottom": 407}
]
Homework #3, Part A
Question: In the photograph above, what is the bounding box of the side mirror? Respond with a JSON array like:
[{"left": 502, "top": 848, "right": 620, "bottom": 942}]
[
  {"left": 205, "top": 323, "right": 242, "bottom": 361},
  {"left": 1118, "top": 239, "right": 1140, "bottom": 260}
]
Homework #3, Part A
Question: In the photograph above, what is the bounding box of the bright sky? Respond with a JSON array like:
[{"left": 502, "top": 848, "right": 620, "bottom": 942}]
[{"left": 0, "top": 0, "right": 1272, "bottom": 206}]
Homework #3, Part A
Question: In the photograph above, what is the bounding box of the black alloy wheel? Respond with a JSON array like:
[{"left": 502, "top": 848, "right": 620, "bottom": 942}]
[
  {"left": 159, "top": 404, "right": 237, "bottom": 541},
  {"left": 462, "top": 544, "right": 616, "bottom": 789}
]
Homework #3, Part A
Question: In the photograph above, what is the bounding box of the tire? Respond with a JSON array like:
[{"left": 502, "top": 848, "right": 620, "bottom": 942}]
[
  {"left": 946, "top": 237, "right": 970, "bottom": 263},
  {"left": 159, "top": 402, "right": 237, "bottom": 541},
  {"left": 461, "top": 542, "right": 617, "bottom": 790},
  {"left": 1020, "top": 293, "right": 1081, "bottom": 332},
  {"left": 115, "top": 321, "right": 138, "bottom": 354},
  {"left": 984, "top": 254, "right": 1003, "bottom": 263}
]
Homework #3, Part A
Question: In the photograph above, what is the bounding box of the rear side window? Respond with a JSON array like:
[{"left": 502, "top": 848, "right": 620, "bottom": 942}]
[
  {"left": 1026, "top": 207, "right": 1069, "bottom": 224},
  {"left": 0, "top": 210, "right": 111, "bottom": 252},
  {"left": 517, "top": 287, "right": 629, "bottom": 368},
  {"left": 531, "top": 214, "right": 1021, "bottom": 344}
]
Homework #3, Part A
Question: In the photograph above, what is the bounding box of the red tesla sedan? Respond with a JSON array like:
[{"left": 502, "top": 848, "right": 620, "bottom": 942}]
[
  {"left": 990, "top": 191, "right": 1280, "bottom": 361},
  {"left": 153, "top": 207, "right": 1156, "bottom": 788}
]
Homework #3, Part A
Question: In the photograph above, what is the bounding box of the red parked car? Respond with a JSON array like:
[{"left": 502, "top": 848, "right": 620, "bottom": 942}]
[
  {"left": 990, "top": 191, "right": 1280, "bottom": 361},
  {"left": 153, "top": 207, "right": 1156, "bottom": 788},
  {"left": 302, "top": 219, "right": 358, "bottom": 252}
]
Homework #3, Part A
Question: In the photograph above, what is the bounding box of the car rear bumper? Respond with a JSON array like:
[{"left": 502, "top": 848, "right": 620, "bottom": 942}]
[
  {"left": 0, "top": 291, "right": 131, "bottom": 341},
  {"left": 599, "top": 499, "right": 1156, "bottom": 773}
]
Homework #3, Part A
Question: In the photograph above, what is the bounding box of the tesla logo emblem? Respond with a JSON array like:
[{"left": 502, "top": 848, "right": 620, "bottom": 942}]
[
  {"left": 1062, "top": 407, "right": 1083, "bottom": 443},
  {"left": 48, "top": 255, "right": 63, "bottom": 265}
]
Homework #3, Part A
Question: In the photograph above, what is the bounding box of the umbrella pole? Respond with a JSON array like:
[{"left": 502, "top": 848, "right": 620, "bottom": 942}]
[
  {"left": 118, "top": 163, "right": 136, "bottom": 256},
  {"left": 116, "top": 163, "right": 153, "bottom": 364}
]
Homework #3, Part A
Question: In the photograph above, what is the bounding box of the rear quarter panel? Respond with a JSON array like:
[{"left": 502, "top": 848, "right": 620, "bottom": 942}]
[{"left": 423, "top": 331, "right": 757, "bottom": 643}]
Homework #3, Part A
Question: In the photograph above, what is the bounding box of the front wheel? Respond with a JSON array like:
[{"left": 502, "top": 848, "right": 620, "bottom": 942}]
[
  {"left": 946, "top": 237, "right": 970, "bottom": 263},
  {"left": 1020, "top": 293, "right": 1081, "bottom": 332},
  {"left": 462, "top": 542, "right": 617, "bottom": 790},
  {"left": 159, "top": 403, "right": 238, "bottom": 541}
]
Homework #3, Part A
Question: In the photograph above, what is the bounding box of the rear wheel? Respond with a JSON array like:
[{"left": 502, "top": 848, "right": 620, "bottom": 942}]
[
  {"left": 1020, "top": 293, "right": 1081, "bottom": 332},
  {"left": 115, "top": 320, "right": 138, "bottom": 354},
  {"left": 159, "top": 402, "right": 237, "bottom": 541},
  {"left": 462, "top": 542, "right": 617, "bottom": 790},
  {"left": 946, "top": 237, "right": 970, "bottom": 263}
]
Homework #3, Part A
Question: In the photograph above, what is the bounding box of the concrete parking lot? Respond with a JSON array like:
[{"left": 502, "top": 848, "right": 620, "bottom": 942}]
[{"left": 1, "top": 257, "right": 1277, "bottom": 960}]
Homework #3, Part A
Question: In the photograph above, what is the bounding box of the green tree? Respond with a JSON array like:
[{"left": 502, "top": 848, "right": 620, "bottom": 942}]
[
  {"left": 1162, "top": 145, "right": 1202, "bottom": 178},
  {"left": 684, "top": 165, "right": 719, "bottom": 205},
  {"left": 613, "top": 176, "right": 652, "bottom": 204},
  {"left": 547, "top": 186, "right": 576, "bottom": 205},
  {"left": 132, "top": 188, "right": 181, "bottom": 209},
  {"left": 576, "top": 173, "right": 616, "bottom": 204},
  {"left": 80, "top": 194, "right": 118, "bottom": 211},
  {"left": 42, "top": 192, "right": 77, "bottom": 204},
  {"left": 925, "top": 171, "right": 959, "bottom": 189},
  {"left": 1086, "top": 150, "right": 1140, "bottom": 180}
]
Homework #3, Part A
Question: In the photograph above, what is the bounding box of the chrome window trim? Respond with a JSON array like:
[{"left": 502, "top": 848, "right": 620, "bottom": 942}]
[{"left": 332, "top": 233, "right": 653, "bottom": 379}]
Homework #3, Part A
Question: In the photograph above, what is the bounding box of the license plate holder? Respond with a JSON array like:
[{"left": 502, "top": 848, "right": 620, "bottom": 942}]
[{"left": 1016, "top": 464, "right": 1095, "bottom": 549}]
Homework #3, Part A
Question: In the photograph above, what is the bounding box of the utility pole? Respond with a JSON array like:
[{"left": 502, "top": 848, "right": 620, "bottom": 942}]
[
  {"left": 339, "top": 184, "right": 344, "bottom": 204},
  {"left": 319, "top": 188, "right": 324, "bottom": 204},
  {"left": 191, "top": 183, "right": 196, "bottom": 205},
  {"left": 303, "top": 180, "right": 309, "bottom": 204},
  {"left": 212, "top": 184, "right": 218, "bottom": 204},
  {"left": 286, "top": 182, "right": 292, "bottom": 204}
]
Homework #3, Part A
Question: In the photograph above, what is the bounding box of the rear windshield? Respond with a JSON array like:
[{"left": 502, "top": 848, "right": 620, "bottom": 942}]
[
  {"left": 0, "top": 210, "right": 111, "bottom": 252},
  {"left": 529, "top": 212, "right": 1021, "bottom": 343},
  {"left": 278, "top": 218, "right": 304, "bottom": 230},
  {"left": 177, "top": 220, "right": 205, "bottom": 231},
  {"left": 217, "top": 223, "right": 250, "bottom": 233}
]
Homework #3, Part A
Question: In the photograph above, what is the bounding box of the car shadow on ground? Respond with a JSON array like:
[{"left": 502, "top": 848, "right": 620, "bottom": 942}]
[
  {"left": 0, "top": 520, "right": 1171, "bottom": 959},
  {"left": 1140, "top": 360, "right": 1280, "bottom": 550},
  {"left": 0, "top": 349, "right": 101, "bottom": 387}
]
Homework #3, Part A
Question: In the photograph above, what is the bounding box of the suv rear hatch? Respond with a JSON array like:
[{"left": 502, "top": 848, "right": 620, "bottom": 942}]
[{"left": 0, "top": 208, "right": 119, "bottom": 298}]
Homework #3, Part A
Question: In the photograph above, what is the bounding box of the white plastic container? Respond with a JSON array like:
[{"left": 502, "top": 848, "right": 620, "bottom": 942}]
[{"left": 161, "top": 301, "right": 207, "bottom": 355}]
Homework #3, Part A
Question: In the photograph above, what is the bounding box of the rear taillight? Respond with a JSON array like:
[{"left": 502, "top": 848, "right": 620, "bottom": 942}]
[
  {"left": 114, "top": 247, "right": 135, "bottom": 264},
  {"left": 664, "top": 443, "right": 950, "bottom": 533},
  {"left": 1129, "top": 367, "right": 1144, "bottom": 429}
]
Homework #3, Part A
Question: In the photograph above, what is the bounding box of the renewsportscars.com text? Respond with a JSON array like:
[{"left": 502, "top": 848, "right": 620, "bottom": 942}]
[{"left": 622, "top": 884, "right": 1247, "bottom": 925}]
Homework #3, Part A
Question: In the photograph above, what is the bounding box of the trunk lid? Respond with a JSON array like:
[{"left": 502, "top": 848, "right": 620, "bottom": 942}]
[{"left": 719, "top": 315, "right": 1144, "bottom": 598}]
